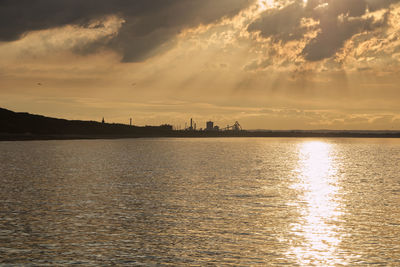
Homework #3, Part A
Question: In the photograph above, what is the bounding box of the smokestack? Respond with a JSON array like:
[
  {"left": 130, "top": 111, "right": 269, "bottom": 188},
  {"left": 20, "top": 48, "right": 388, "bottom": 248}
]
[
  {"left": 190, "top": 118, "right": 193, "bottom": 129},
  {"left": 130, "top": 118, "right": 132, "bottom": 126}
]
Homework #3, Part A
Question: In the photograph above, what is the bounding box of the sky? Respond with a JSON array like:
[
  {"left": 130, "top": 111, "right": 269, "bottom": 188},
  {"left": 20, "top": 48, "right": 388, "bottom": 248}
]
[{"left": 1, "top": 0, "right": 400, "bottom": 130}]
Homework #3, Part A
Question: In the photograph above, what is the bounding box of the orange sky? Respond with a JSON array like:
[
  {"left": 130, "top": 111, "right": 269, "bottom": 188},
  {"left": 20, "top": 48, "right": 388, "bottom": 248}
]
[{"left": 1, "top": 0, "right": 400, "bottom": 130}]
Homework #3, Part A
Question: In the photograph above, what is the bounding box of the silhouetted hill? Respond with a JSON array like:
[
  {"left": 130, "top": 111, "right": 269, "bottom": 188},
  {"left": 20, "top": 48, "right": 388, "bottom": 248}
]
[{"left": 0, "top": 107, "right": 173, "bottom": 140}]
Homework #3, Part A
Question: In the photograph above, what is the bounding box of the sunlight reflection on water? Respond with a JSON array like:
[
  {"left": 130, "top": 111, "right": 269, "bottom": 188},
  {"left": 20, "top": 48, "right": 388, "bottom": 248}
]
[
  {"left": 1, "top": 138, "right": 400, "bottom": 265},
  {"left": 288, "top": 141, "right": 346, "bottom": 266}
]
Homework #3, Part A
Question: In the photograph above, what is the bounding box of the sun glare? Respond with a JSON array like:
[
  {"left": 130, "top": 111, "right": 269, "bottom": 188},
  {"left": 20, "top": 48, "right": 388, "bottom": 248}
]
[
  {"left": 258, "top": 0, "right": 307, "bottom": 11},
  {"left": 258, "top": 0, "right": 275, "bottom": 10},
  {"left": 287, "top": 141, "right": 345, "bottom": 265}
]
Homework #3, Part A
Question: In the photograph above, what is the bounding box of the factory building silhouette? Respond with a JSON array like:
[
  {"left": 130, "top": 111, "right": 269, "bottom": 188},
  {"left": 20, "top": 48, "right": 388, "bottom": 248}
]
[
  {"left": 184, "top": 118, "right": 240, "bottom": 132},
  {"left": 206, "top": 121, "right": 219, "bottom": 131}
]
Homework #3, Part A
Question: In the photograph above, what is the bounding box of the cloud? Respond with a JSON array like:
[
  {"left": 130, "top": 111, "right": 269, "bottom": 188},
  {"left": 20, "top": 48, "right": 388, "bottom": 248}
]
[
  {"left": 0, "top": 0, "right": 255, "bottom": 62},
  {"left": 247, "top": 1, "right": 308, "bottom": 43},
  {"left": 302, "top": 12, "right": 388, "bottom": 61},
  {"left": 247, "top": 0, "right": 399, "bottom": 61}
]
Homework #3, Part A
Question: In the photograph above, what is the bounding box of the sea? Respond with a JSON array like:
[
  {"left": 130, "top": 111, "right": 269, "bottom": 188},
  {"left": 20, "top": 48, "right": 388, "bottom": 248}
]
[{"left": 0, "top": 138, "right": 399, "bottom": 266}]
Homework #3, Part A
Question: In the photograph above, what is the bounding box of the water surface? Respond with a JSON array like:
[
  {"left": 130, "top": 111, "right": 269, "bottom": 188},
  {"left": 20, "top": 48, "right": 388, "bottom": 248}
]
[{"left": 1, "top": 138, "right": 399, "bottom": 265}]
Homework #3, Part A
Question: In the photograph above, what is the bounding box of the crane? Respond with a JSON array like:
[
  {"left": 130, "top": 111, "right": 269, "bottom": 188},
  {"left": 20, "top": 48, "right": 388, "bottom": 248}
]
[{"left": 223, "top": 121, "right": 242, "bottom": 131}]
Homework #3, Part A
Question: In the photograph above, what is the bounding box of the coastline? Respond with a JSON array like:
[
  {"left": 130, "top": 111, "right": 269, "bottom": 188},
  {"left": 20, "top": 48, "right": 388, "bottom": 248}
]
[
  {"left": 2, "top": 107, "right": 400, "bottom": 141},
  {"left": 2, "top": 130, "right": 400, "bottom": 141}
]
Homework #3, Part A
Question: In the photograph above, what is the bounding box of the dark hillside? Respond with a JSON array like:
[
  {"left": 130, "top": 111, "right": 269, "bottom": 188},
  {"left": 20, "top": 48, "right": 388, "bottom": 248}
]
[{"left": 0, "top": 107, "right": 173, "bottom": 138}]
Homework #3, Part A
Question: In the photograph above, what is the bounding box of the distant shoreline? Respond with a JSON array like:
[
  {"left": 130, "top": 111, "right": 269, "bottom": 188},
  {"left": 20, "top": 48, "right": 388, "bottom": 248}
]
[
  {"left": 2, "top": 130, "right": 400, "bottom": 141},
  {"left": 2, "top": 107, "right": 400, "bottom": 141}
]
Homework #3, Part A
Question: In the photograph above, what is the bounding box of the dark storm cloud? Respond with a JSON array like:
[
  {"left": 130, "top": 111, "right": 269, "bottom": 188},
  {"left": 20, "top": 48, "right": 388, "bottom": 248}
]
[
  {"left": 248, "top": 0, "right": 399, "bottom": 61},
  {"left": 247, "top": 1, "right": 307, "bottom": 43},
  {"left": 302, "top": 9, "right": 389, "bottom": 61},
  {"left": 0, "top": 0, "right": 254, "bottom": 61}
]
